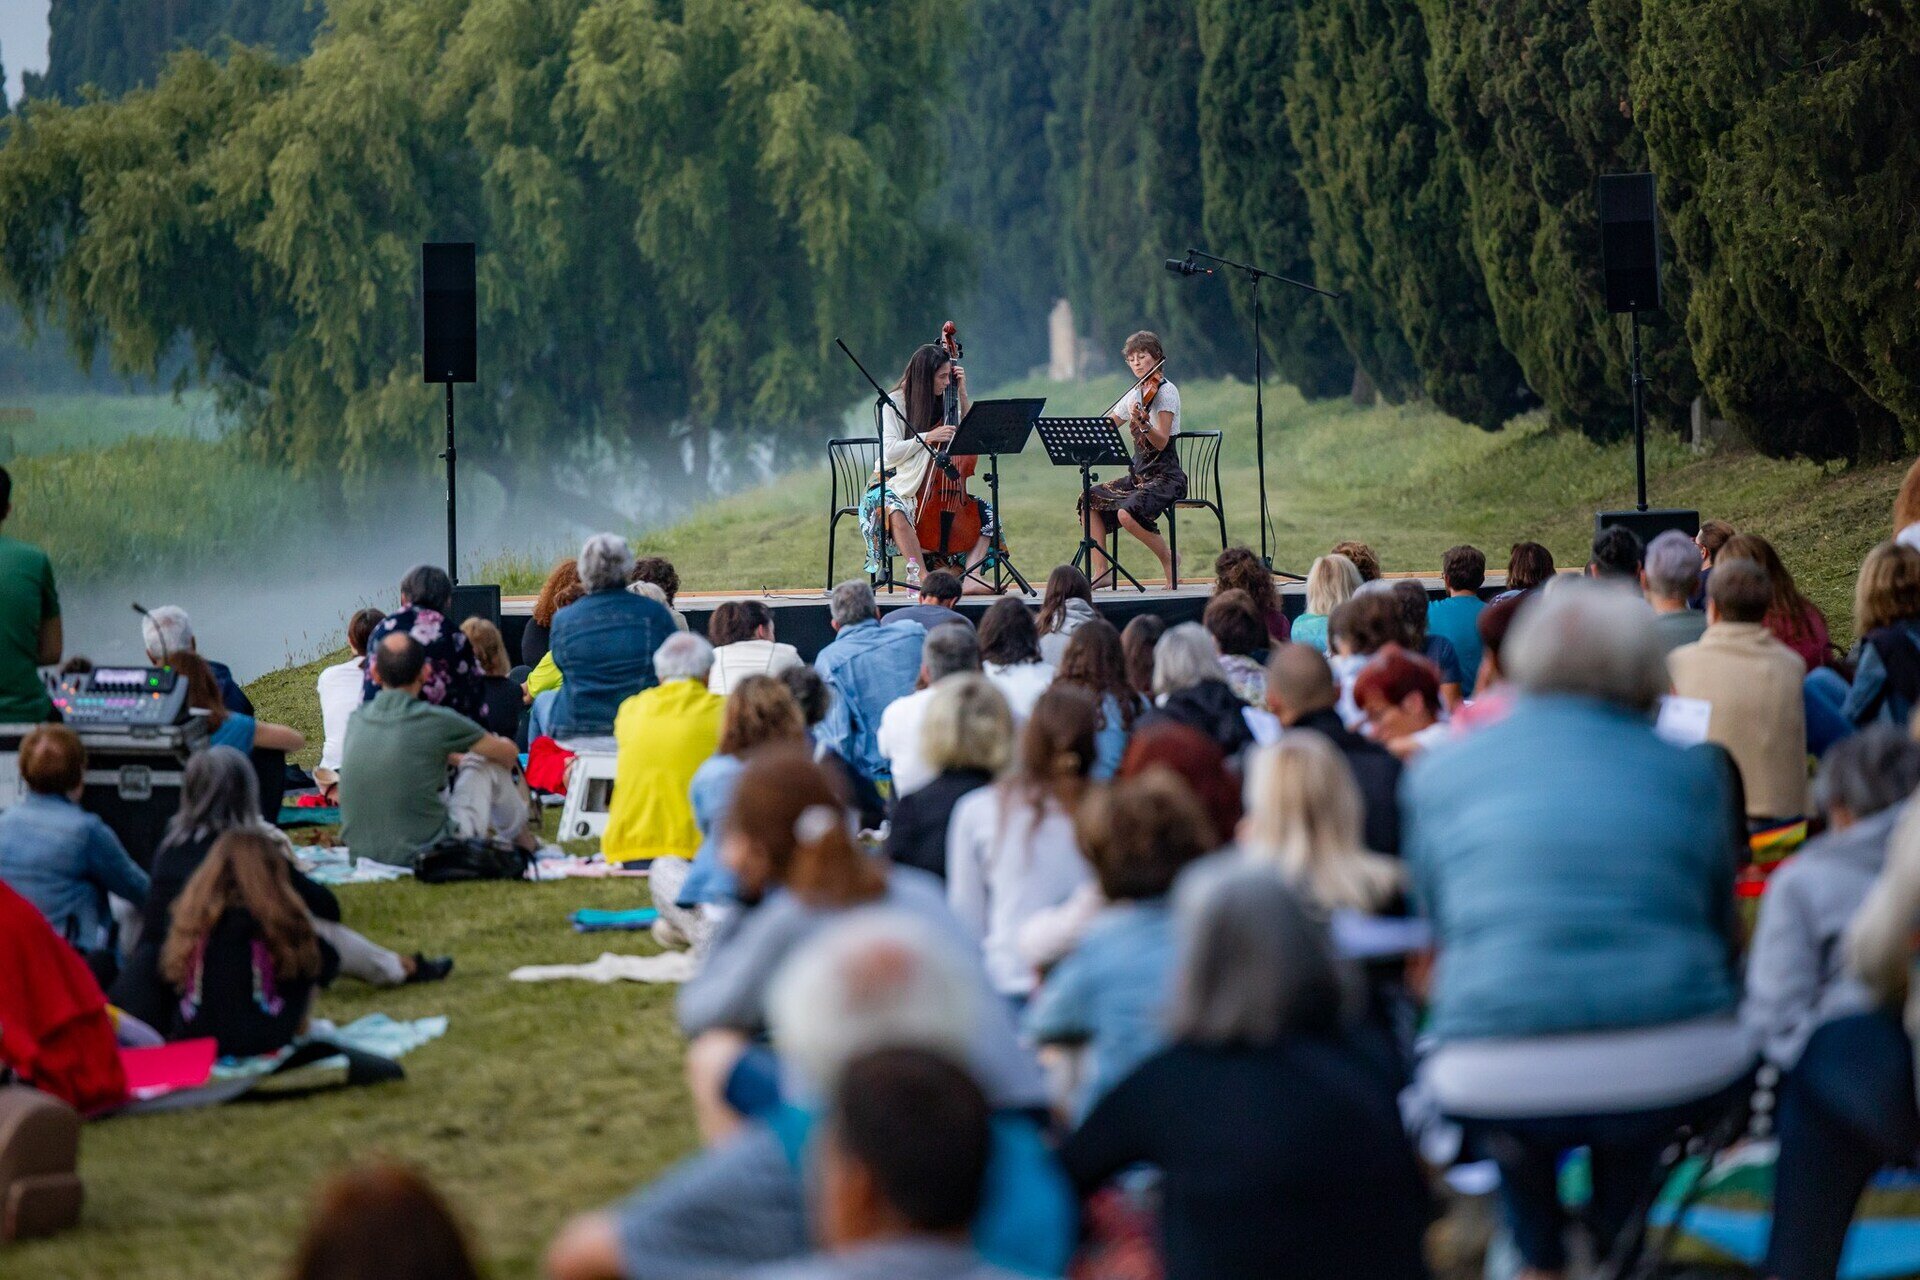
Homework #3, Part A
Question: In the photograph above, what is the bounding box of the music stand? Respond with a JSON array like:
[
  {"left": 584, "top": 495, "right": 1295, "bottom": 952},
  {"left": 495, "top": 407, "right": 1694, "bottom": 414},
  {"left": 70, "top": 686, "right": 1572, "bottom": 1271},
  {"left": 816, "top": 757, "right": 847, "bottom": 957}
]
[
  {"left": 1036, "top": 415, "right": 1145, "bottom": 593},
  {"left": 950, "top": 398, "right": 1044, "bottom": 596}
]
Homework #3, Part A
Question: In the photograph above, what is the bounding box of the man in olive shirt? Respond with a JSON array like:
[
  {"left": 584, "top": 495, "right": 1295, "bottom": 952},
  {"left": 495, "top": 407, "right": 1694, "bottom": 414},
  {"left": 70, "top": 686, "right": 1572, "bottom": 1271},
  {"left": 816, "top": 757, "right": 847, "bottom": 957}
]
[
  {"left": 0, "top": 467, "right": 61, "bottom": 723},
  {"left": 340, "top": 632, "right": 530, "bottom": 866}
]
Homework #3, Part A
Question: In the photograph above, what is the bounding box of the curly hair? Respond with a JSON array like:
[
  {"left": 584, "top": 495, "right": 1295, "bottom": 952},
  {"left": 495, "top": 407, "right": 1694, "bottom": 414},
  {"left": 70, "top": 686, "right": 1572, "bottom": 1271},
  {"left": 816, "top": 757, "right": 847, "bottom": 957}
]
[{"left": 532, "top": 558, "right": 583, "bottom": 627}]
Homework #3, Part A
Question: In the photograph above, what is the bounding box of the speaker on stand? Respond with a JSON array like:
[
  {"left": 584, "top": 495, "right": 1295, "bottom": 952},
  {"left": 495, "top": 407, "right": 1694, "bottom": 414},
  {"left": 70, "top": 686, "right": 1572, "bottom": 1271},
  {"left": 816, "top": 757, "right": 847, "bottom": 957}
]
[{"left": 422, "top": 243, "right": 487, "bottom": 592}]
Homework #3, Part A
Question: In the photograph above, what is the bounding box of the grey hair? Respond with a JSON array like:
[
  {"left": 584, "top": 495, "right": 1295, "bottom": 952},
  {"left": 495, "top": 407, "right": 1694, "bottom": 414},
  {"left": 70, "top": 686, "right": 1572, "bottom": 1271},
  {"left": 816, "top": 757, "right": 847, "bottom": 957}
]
[
  {"left": 1504, "top": 580, "right": 1669, "bottom": 715},
  {"left": 165, "top": 745, "right": 265, "bottom": 845},
  {"left": 578, "top": 533, "right": 635, "bottom": 593},
  {"left": 399, "top": 565, "right": 454, "bottom": 614},
  {"left": 767, "top": 909, "right": 979, "bottom": 1102},
  {"left": 1813, "top": 726, "right": 1920, "bottom": 819},
  {"left": 1168, "top": 857, "right": 1347, "bottom": 1047},
  {"left": 830, "top": 579, "right": 879, "bottom": 628},
  {"left": 654, "top": 632, "right": 715, "bottom": 682},
  {"left": 922, "top": 622, "right": 982, "bottom": 683},
  {"left": 1152, "top": 623, "right": 1228, "bottom": 699},
  {"left": 1644, "top": 530, "right": 1702, "bottom": 602},
  {"left": 141, "top": 605, "right": 194, "bottom": 662}
]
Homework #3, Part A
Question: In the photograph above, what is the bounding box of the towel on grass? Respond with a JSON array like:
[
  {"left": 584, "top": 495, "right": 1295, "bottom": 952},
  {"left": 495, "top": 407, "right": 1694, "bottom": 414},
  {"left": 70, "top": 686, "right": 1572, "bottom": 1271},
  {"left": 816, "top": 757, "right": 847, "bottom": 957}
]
[
  {"left": 112, "top": 1015, "right": 448, "bottom": 1114},
  {"left": 509, "top": 952, "right": 696, "bottom": 984},
  {"left": 298, "top": 846, "right": 414, "bottom": 886},
  {"left": 572, "top": 908, "right": 660, "bottom": 933},
  {"left": 278, "top": 804, "right": 342, "bottom": 828},
  {"left": 532, "top": 853, "right": 648, "bottom": 881}
]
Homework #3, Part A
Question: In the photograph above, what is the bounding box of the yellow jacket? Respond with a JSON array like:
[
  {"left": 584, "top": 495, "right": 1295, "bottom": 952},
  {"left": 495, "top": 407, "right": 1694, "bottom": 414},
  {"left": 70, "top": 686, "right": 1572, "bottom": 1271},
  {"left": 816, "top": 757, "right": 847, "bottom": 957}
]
[
  {"left": 526, "top": 650, "right": 562, "bottom": 696},
  {"left": 601, "top": 679, "right": 726, "bottom": 864}
]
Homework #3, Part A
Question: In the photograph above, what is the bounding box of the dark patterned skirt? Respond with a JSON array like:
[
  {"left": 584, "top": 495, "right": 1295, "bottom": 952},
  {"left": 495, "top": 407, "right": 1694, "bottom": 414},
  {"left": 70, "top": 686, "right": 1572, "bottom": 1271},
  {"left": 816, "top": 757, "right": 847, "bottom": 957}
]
[{"left": 1078, "top": 459, "right": 1187, "bottom": 535}]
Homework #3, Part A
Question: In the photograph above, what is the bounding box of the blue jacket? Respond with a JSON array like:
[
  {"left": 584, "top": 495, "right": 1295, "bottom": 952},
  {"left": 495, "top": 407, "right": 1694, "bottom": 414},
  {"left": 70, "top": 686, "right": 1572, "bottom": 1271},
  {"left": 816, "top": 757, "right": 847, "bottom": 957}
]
[
  {"left": 680, "top": 752, "right": 745, "bottom": 906},
  {"left": 1025, "top": 897, "right": 1177, "bottom": 1120},
  {"left": 1404, "top": 695, "right": 1739, "bottom": 1041},
  {"left": 0, "top": 793, "right": 150, "bottom": 950},
  {"left": 547, "top": 588, "right": 677, "bottom": 737},
  {"left": 813, "top": 618, "right": 925, "bottom": 782}
]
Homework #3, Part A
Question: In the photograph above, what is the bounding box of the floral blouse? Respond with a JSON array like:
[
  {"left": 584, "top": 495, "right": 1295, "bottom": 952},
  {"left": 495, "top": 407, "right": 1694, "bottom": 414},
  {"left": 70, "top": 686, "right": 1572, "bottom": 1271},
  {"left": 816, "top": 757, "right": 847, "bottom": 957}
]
[{"left": 360, "top": 605, "right": 489, "bottom": 725}]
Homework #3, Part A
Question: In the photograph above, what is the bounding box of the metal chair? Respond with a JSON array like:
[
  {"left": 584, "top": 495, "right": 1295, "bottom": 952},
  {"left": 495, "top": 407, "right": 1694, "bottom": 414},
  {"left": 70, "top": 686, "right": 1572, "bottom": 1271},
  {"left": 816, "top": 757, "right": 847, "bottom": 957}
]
[
  {"left": 1167, "top": 431, "right": 1227, "bottom": 580},
  {"left": 826, "top": 436, "right": 881, "bottom": 592}
]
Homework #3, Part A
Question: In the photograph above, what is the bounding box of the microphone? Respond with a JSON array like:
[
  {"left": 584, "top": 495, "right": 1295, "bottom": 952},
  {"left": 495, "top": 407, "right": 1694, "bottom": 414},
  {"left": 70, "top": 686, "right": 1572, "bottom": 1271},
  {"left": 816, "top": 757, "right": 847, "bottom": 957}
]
[{"left": 1164, "top": 257, "right": 1210, "bottom": 277}]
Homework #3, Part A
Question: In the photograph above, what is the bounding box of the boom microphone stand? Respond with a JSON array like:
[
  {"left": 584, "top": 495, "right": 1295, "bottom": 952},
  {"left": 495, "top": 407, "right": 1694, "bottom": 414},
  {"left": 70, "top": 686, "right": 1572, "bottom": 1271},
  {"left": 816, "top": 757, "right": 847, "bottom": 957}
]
[{"left": 1167, "top": 248, "right": 1340, "bottom": 581}]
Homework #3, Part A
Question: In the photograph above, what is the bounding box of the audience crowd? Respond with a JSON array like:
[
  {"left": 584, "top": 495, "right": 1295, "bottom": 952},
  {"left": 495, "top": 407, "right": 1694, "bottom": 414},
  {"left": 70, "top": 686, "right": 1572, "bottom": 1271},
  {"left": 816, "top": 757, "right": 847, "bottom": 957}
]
[{"left": 10, "top": 445, "right": 1920, "bottom": 1280}]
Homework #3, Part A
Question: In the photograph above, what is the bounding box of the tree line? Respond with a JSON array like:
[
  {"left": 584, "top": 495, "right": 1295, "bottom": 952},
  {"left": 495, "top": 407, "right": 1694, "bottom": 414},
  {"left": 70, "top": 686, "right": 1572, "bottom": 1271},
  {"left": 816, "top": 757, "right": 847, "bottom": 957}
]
[{"left": 5, "top": 0, "right": 1918, "bottom": 470}]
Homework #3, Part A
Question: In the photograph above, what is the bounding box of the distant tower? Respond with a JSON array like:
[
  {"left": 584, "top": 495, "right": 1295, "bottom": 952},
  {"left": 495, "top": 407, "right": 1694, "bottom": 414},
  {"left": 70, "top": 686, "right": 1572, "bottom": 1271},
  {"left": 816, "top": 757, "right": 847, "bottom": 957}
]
[{"left": 1048, "top": 298, "right": 1080, "bottom": 382}]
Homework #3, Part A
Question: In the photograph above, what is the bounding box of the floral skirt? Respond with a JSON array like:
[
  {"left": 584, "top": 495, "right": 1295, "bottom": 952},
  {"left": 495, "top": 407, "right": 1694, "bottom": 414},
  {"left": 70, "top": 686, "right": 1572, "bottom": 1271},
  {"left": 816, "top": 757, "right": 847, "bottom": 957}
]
[{"left": 859, "top": 482, "right": 998, "bottom": 574}]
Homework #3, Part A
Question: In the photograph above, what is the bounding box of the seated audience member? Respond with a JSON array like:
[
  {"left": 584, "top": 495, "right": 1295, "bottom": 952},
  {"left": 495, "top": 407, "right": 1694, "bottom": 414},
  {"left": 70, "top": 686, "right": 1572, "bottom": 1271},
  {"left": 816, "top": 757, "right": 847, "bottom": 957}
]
[
  {"left": 0, "top": 465, "right": 61, "bottom": 724},
  {"left": 1265, "top": 644, "right": 1402, "bottom": 855},
  {"left": 706, "top": 601, "right": 803, "bottom": 696},
  {"left": 114, "top": 747, "right": 447, "bottom": 1028},
  {"left": 1588, "top": 523, "right": 1644, "bottom": 585},
  {"left": 947, "top": 687, "right": 1098, "bottom": 1000},
  {"left": 340, "top": 634, "right": 529, "bottom": 867},
  {"left": 1642, "top": 529, "right": 1706, "bottom": 655},
  {"left": 1452, "top": 594, "right": 1527, "bottom": 731},
  {"left": 358, "top": 566, "right": 488, "bottom": 722},
  {"left": 1390, "top": 580, "right": 1463, "bottom": 708},
  {"left": 884, "top": 569, "right": 971, "bottom": 633},
  {"left": 1026, "top": 769, "right": 1213, "bottom": 1119},
  {"left": 550, "top": 912, "right": 1068, "bottom": 1280},
  {"left": 1119, "top": 724, "right": 1241, "bottom": 849},
  {"left": 604, "top": 634, "right": 725, "bottom": 926},
  {"left": 521, "top": 557, "right": 582, "bottom": 668},
  {"left": 141, "top": 604, "right": 251, "bottom": 715},
  {"left": 1897, "top": 458, "right": 1920, "bottom": 550},
  {"left": 1668, "top": 559, "right": 1810, "bottom": 826},
  {"left": 1294, "top": 553, "right": 1362, "bottom": 654},
  {"left": 878, "top": 624, "right": 982, "bottom": 800},
  {"left": 1052, "top": 618, "right": 1143, "bottom": 779},
  {"left": 1721, "top": 532, "right": 1830, "bottom": 672},
  {"left": 885, "top": 676, "right": 1012, "bottom": 882},
  {"left": 1427, "top": 545, "right": 1486, "bottom": 695},
  {"left": 1205, "top": 589, "right": 1271, "bottom": 707},
  {"left": 1118, "top": 613, "right": 1165, "bottom": 701},
  {"left": 1062, "top": 859, "right": 1431, "bottom": 1280},
  {"left": 1494, "top": 540, "right": 1555, "bottom": 601},
  {"left": 631, "top": 556, "right": 690, "bottom": 632},
  {"left": 683, "top": 678, "right": 812, "bottom": 915},
  {"left": 678, "top": 752, "right": 1047, "bottom": 1141},
  {"left": 1146, "top": 622, "right": 1259, "bottom": 756},
  {"left": 976, "top": 597, "right": 1053, "bottom": 721},
  {"left": 1035, "top": 565, "right": 1097, "bottom": 666},
  {"left": 1744, "top": 728, "right": 1920, "bottom": 1073},
  {"left": 315, "top": 607, "right": 385, "bottom": 794},
  {"left": 0, "top": 725, "right": 148, "bottom": 965},
  {"left": 1330, "top": 539, "right": 1381, "bottom": 583},
  {"left": 0, "top": 875, "right": 128, "bottom": 1113},
  {"left": 1326, "top": 592, "right": 1404, "bottom": 729},
  {"left": 814, "top": 580, "right": 927, "bottom": 789},
  {"left": 292, "top": 1163, "right": 483, "bottom": 1280},
  {"left": 537, "top": 536, "right": 677, "bottom": 739},
  {"left": 1353, "top": 645, "right": 1447, "bottom": 760},
  {"left": 779, "top": 665, "right": 887, "bottom": 831},
  {"left": 1214, "top": 546, "right": 1290, "bottom": 645},
  {"left": 1837, "top": 540, "right": 1920, "bottom": 729},
  {"left": 169, "top": 649, "right": 305, "bottom": 756},
  {"left": 1241, "top": 733, "right": 1402, "bottom": 914},
  {"left": 460, "top": 617, "right": 524, "bottom": 741},
  {"left": 163, "top": 828, "right": 339, "bottom": 1057},
  {"left": 1406, "top": 584, "right": 1751, "bottom": 1280}
]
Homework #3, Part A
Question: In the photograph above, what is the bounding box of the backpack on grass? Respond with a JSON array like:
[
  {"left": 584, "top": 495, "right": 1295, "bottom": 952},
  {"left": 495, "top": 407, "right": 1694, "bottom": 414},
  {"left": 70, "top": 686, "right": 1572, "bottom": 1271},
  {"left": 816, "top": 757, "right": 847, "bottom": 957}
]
[{"left": 414, "top": 836, "right": 532, "bottom": 884}]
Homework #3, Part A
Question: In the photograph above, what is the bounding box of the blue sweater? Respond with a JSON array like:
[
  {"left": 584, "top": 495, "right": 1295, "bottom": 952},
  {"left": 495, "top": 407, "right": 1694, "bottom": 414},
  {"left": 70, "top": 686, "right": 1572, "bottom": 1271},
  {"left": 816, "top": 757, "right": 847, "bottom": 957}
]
[
  {"left": 1404, "top": 695, "right": 1739, "bottom": 1041},
  {"left": 547, "top": 588, "right": 676, "bottom": 737},
  {"left": 0, "top": 793, "right": 149, "bottom": 950}
]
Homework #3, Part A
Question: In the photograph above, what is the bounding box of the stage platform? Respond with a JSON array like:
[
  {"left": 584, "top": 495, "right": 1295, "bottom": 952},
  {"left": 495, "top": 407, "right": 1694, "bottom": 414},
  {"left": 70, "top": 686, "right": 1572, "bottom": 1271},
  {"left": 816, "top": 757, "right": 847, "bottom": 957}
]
[{"left": 497, "top": 574, "right": 1461, "bottom": 664}]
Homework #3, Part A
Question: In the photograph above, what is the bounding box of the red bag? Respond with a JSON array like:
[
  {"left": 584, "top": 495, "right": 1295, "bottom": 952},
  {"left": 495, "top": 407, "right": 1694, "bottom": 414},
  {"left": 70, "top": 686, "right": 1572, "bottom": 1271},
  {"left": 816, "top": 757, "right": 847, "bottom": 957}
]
[
  {"left": 525, "top": 735, "right": 576, "bottom": 796},
  {"left": 0, "top": 884, "right": 128, "bottom": 1115}
]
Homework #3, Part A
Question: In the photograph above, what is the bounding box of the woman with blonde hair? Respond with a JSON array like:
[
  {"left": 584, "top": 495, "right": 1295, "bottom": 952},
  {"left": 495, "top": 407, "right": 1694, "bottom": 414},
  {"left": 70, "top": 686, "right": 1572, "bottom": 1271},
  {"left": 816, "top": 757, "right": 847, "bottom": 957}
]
[
  {"left": 459, "top": 617, "right": 523, "bottom": 739},
  {"left": 1835, "top": 541, "right": 1920, "bottom": 730},
  {"left": 1293, "top": 553, "right": 1362, "bottom": 653},
  {"left": 1241, "top": 733, "right": 1402, "bottom": 914},
  {"left": 884, "top": 674, "right": 1013, "bottom": 879}
]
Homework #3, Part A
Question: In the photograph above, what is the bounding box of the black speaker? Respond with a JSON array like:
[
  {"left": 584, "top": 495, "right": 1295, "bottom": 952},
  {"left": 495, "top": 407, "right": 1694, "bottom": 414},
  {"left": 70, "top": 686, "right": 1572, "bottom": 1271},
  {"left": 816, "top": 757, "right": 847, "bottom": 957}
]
[
  {"left": 449, "top": 583, "right": 501, "bottom": 629},
  {"left": 1595, "top": 508, "right": 1698, "bottom": 546},
  {"left": 1599, "top": 173, "right": 1661, "bottom": 314},
  {"left": 422, "top": 242, "right": 477, "bottom": 384}
]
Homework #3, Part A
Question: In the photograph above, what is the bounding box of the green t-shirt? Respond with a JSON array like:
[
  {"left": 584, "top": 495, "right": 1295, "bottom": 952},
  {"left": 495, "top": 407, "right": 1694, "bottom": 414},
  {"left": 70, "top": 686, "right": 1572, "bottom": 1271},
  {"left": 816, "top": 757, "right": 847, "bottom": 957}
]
[
  {"left": 0, "top": 533, "right": 58, "bottom": 723},
  {"left": 338, "top": 689, "right": 485, "bottom": 866}
]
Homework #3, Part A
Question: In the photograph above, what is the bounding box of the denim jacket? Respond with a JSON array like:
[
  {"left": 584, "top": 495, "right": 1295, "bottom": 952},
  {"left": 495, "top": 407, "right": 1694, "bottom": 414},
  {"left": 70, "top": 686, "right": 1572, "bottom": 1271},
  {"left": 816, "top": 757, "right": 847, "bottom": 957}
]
[
  {"left": 548, "top": 588, "right": 677, "bottom": 737},
  {"left": 813, "top": 619, "right": 926, "bottom": 782},
  {"left": 0, "top": 793, "right": 150, "bottom": 950}
]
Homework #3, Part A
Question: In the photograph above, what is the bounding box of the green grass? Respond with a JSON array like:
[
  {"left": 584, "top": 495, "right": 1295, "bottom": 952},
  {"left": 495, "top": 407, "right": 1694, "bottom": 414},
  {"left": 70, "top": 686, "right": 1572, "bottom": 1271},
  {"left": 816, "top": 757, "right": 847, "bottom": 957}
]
[{"left": 0, "top": 389, "right": 228, "bottom": 459}]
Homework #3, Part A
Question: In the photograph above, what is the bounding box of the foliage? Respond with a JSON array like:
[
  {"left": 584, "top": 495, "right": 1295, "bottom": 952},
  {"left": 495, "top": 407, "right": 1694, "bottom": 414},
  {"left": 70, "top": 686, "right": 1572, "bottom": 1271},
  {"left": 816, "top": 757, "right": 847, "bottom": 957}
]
[
  {"left": 1282, "top": 0, "right": 1530, "bottom": 428},
  {"left": 1193, "top": 0, "right": 1353, "bottom": 399},
  {"left": 1634, "top": 0, "right": 1920, "bottom": 460},
  {"left": 30, "top": 0, "right": 322, "bottom": 102}
]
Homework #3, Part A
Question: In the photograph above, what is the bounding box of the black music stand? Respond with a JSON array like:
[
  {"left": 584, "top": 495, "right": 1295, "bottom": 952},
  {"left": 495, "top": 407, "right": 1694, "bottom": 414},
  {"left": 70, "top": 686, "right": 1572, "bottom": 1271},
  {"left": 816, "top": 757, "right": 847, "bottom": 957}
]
[
  {"left": 1037, "top": 415, "right": 1145, "bottom": 593},
  {"left": 950, "top": 398, "right": 1044, "bottom": 596}
]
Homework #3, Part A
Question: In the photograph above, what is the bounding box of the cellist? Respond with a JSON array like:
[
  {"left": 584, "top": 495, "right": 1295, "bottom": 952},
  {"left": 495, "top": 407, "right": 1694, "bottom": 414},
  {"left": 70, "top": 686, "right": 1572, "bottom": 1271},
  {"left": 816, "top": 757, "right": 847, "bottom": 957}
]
[
  {"left": 1080, "top": 330, "right": 1186, "bottom": 587},
  {"left": 858, "top": 342, "right": 996, "bottom": 590}
]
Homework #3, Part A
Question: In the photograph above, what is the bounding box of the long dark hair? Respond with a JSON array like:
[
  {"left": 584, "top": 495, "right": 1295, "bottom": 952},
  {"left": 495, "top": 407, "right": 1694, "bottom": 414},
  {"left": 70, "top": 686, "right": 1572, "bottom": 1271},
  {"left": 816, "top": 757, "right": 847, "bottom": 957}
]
[
  {"left": 1003, "top": 685, "right": 1099, "bottom": 828},
  {"left": 890, "top": 344, "right": 950, "bottom": 436},
  {"left": 1120, "top": 614, "right": 1167, "bottom": 698},
  {"left": 1055, "top": 618, "right": 1141, "bottom": 731},
  {"left": 1213, "top": 547, "right": 1278, "bottom": 628},
  {"left": 1036, "top": 565, "right": 1093, "bottom": 636},
  {"left": 979, "top": 597, "right": 1042, "bottom": 665},
  {"left": 167, "top": 649, "right": 229, "bottom": 730}
]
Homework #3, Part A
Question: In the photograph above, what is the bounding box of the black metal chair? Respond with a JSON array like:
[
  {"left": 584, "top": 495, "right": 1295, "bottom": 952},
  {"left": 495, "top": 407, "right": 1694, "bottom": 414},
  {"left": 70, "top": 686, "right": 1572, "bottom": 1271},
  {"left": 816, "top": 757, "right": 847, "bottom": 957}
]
[
  {"left": 1167, "top": 430, "right": 1227, "bottom": 582},
  {"left": 826, "top": 436, "right": 881, "bottom": 592}
]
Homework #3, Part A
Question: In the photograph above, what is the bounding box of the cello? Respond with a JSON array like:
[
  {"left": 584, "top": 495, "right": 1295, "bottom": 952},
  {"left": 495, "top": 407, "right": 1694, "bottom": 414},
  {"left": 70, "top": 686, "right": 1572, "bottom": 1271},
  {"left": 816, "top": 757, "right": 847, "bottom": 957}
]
[{"left": 912, "top": 321, "right": 984, "bottom": 571}]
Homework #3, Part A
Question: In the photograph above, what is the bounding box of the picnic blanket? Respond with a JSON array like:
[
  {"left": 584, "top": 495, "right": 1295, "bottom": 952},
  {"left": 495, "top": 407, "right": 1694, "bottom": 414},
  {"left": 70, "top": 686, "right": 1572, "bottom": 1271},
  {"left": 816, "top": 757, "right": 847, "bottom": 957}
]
[
  {"left": 509, "top": 952, "right": 696, "bottom": 984},
  {"left": 110, "top": 1015, "right": 449, "bottom": 1114},
  {"left": 277, "top": 804, "right": 341, "bottom": 829},
  {"left": 297, "top": 846, "right": 414, "bottom": 886},
  {"left": 572, "top": 908, "right": 660, "bottom": 933},
  {"left": 532, "top": 852, "right": 648, "bottom": 881}
]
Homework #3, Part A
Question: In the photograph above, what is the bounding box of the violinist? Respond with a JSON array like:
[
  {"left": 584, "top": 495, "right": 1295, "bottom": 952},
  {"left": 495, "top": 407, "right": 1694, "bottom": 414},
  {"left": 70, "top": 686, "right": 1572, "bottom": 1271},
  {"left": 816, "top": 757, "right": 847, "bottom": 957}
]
[
  {"left": 1080, "top": 330, "right": 1186, "bottom": 587},
  {"left": 858, "top": 342, "right": 996, "bottom": 590}
]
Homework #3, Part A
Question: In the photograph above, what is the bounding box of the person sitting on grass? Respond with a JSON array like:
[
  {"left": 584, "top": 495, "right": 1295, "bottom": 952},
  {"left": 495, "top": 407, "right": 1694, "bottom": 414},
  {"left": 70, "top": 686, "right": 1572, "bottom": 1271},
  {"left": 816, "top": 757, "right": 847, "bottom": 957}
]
[
  {"left": 521, "top": 557, "right": 582, "bottom": 668},
  {"left": 340, "top": 633, "right": 530, "bottom": 868},
  {"left": 778, "top": 665, "right": 887, "bottom": 832},
  {"left": 1427, "top": 545, "right": 1486, "bottom": 696},
  {"left": 877, "top": 623, "right": 982, "bottom": 801},
  {"left": 535, "top": 536, "right": 678, "bottom": 740},
  {"left": 884, "top": 675, "right": 1013, "bottom": 882},
  {"left": 1353, "top": 645, "right": 1447, "bottom": 761},
  {"left": 141, "top": 604, "right": 251, "bottom": 715},
  {"left": 291, "top": 1163, "right": 484, "bottom": 1280},
  {"left": 1834, "top": 540, "right": 1920, "bottom": 731},
  {"left": 706, "top": 601, "right": 804, "bottom": 696},
  {"left": 1205, "top": 589, "right": 1271, "bottom": 707},
  {"left": 631, "top": 556, "right": 691, "bottom": 632},
  {"left": 459, "top": 617, "right": 525, "bottom": 741},
  {"left": 814, "top": 580, "right": 927, "bottom": 791},
  {"left": 315, "top": 607, "right": 385, "bottom": 798},
  {"left": 358, "top": 566, "right": 489, "bottom": 724},
  {"left": 1265, "top": 644, "right": 1403, "bottom": 855},
  {"left": 1144, "top": 622, "right": 1259, "bottom": 757},
  {"left": 0, "top": 464, "right": 61, "bottom": 725},
  {"left": 169, "top": 649, "right": 306, "bottom": 758},
  {"left": 1641, "top": 530, "right": 1706, "bottom": 656},
  {"left": 681, "top": 676, "right": 811, "bottom": 919},
  {"left": 883, "top": 569, "right": 971, "bottom": 633},
  {"left": 1720, "top": 532, "right": 1831, "bottom": 673},
  {"left": 1035, "top": 565, "right": 1098, "bottom": 666},
  {"left": 1293, "top": 554, "right": 1362, "bottom": 654},
  {"left": 976, "top": 597, "right": 1054, "bottom": 722}
]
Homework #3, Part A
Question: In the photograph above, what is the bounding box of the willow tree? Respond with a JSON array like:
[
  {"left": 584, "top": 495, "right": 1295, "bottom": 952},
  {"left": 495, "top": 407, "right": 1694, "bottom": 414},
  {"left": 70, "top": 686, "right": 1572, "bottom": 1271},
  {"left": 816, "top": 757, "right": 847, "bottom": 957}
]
[{"left": 35, "top": 0, "right": 322, "bottom": 101}]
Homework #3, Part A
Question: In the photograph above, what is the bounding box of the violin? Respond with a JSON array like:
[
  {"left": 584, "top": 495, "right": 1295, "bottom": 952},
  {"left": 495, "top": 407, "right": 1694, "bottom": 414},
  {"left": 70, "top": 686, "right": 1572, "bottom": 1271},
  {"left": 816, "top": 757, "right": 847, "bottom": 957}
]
[
  {"left": 1127, "top": 367, "right": 1165, "bottom": 454},
  {"left": 913, "top": 321, "right": 983, "bottom": 571}
]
